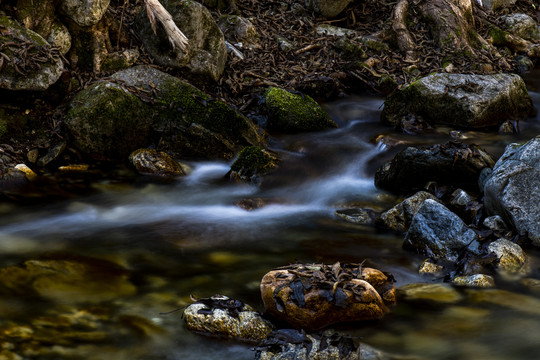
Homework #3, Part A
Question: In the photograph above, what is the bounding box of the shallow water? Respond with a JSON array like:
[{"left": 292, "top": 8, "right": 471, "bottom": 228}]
[{"left": 0, "top": 92, "right": 540, "bottom": 359}]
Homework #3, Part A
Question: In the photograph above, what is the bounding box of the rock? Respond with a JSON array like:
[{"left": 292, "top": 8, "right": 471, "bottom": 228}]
[
  {"left": 255, "top": 329, "right": 394, "bottom": 360},
  {"left": 479, "top": 0, "right": 517, "bottom": 12},
  {"left": 483, "top": 136, "right": 540, "bottom": 246},
  {"left": 448, "top": 188, "right": 482, "bottom": 224},
  {"left": 228, "top": 146, "right": 279, "bottom": 184},
  {"left": 501, "top": 13, "right": 540, "bottom": 41},
  {"left": 404, "top": 199, "right": 479, "bottom": 262},
  {"left": 0, "top": 15, "right": 64, "bottom": 91},
  {"left": 467, "top": 288, "right": 540, "bottom": 316},
  {"left": 374, "top": 141, "right": 495, "bottom": 195},
  {"left": 183, "top": 295, "right": 274, "bottom": 343},
  {"left": 418, "top": 259, "right": 444, "bottom": 277},
  {"left": 335, "top": 208, "right": 376, "bottom": 225},
  {"left": 100, "top": 49, "right": 140, "bottom": 72},
  {"left": 36, "top": 141, "right": 67, "bottom": 167},
  {"left": 16, "top": 0, "right": 56, "bottom": 38},
  {"left": 398, "top": 283, "right": 463, "bottom": 304},
  {"left": 487, "top": 238, "right": 529, "bottom": 279},
  {"left": 47, "top": 20, "right": 72, "bottom": 55},
  {"left": 452, "top": 274, "right": 495, "bottom": 288},
  {"left": 14, "top": 164, "right": 37, "bottom": 181},
  {"left": 0, "top": 168, "right": 29, "bottom": 193},
  {"left": 0, "top": 257, "right": 136, "bottom": 303},
  {"left": 305, "top": 0, "right": 352, "bottom": 18},
  {"left": 316, "top": 25, "right": 389, "bottom": 52},
  {"left": 65, "top": 66, "right": 265, "bottom": 161},
  {"left": 483, "top": 215, "right": 508, "bottom": 232},
  {"left": 264, "top": 87, "right": 337, "bottom": 133},
  {"left": 376, "top": 191, "right": 441, "bottom": 232},
  {"left": 217, "top": 15, "right": 260, "bottom": 49},
  {"left": 260, "top": 263, "right": 395, "bottom": 331},
  {"left": 136, "top": 0, "right": 227, "bottom": 81},
  {"left": 64, "top": 80, "right": 154, "bottom": 160},
  {"left": 129, "top": 149, "right": 188, "bottom": 178},
  {"left": 60, "top": 0, "right": 111, "bottom": 27},
  {"left": 276, "top": 35, "right": 295, "bottom": 52},
  {"left": 381, "top": 73, "right": 534, "bottom": 129}
]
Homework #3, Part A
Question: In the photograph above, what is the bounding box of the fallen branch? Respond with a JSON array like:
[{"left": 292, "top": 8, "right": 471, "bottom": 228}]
[{"left": 144, "top": 0, "right": 189, "bottom": 52}]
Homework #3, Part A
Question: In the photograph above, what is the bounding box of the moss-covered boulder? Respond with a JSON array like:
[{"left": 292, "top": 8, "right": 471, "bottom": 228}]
[
  {"left": 0, "top": 15, "right": 64, "bottom": 91},
  {"left": 65, "top": 66, "right": 265, "bottom": 161},
  {"left": 381, "top": 73, "right": 535, "bottom": 129},
  {"left": 228, "top": 146, "right": 279, "bottom": 184},
  {"left": 264, "top": 87, "right": 337, "bottom": 133},
  {"left": 136, "top": 0, "right": 227, "bottom": 81},
  {"left": 64, "top": 81, "right": 154, "bottom": 160}
]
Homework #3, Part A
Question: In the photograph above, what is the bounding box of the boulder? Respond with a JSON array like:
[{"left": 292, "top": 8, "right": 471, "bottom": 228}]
[
  {"left": 136, "top": 0, "right": 227, "bottom": 81},
  {"left": 376, "top": 191, "right": 441, "bottom": 232},
  {"left": 500, "top": 13, "right": 540, "bottom": 41},
  {"left": 487, "top": 238, "right": 529, "bottom": 279},
  {"left": 0, "top": 15, "right": 64, "bottom": 91},
  {"left": 260, "top": 263, "right": 395, "bottom": 331},
  {"left": 381, "top": 73, "right": 534, "bottom": 129},
  {"left": 129, "top": 148, "right": 189, "bottom": 177},
  {"left": 255, "top": 329, "right": 393, "bottom": 360},
  {"left": 183, "top": 295, "right": 274, "bottom": 343},
  {"left": 305, "top": 0, "right": 353, "bottom": 18},
  {"left": 483, "top": 136, "right": 540, "bottom": 246},
  {"left": 479, "top": 0, "right": 517, "bottom": 12},
  {"left": 0, "top": 257, "right": 136, "bottom": 303},
  {"left": 404, "top": 199, "right": 479, "bottom": 262},
  {"left": 65, "top": 66, "right": 265, "bottom": 161},
  {"left": 374, "top": 141, "right": 495, "bottom": 195},
  {"left": 217, "top": 15, "right": 261, "bottom": 49},
  {"left": 60, "top": 0, "right": 110, "bottom": 27},
  {"left": 264, "top": 87, "right": 337, "bottom": 133},
  {"left": 228, "top": 146, "right": 279, "bottom": 184}
]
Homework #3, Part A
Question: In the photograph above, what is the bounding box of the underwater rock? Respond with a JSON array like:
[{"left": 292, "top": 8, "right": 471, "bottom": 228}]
[
  {"left": 404, "top": 199, "right": 479, "bottom": 262},
  {"left": 228, "top": 146, "right": 279, "bottom": 184},
  {"left": 376, "top": 191, "right": 441, "bottom": 232},
  {"left": 136, "top": 0, "right": 227, "bottom": 81},
  {"left": 0, "top": 15, "right": 64, "bottom": 91},
  {"left": 398, "top": 283, "right": 463, "bottom": 304},
  {"left": 484, "top": 136, "right": 540, "bottom": 246},
  {"left": 264, "top": 87, "right": 338, "bottom": 133},
  {"left": 260, "top": 263, "right": 395, "bottom": 331},
  {"left": 183, "top": 295, "right": 274, "bottom": 343},
  {"left": 375, "top": 141, "right": 495, "bottom": 195},
  {"left": 255, "top": 329, "right": 394, "bottom": 360},
  {"left": 129, "top": 148, "right": 189, "bottom": 178},
  {"left": 0, "top": 257, "right": 136, "bottom": 303},
  {"left": 381, "top": 73, "right": 534, "bottom": 129},
  {"left": 335, "top": 208, "right": 377, "bottom": 225}
]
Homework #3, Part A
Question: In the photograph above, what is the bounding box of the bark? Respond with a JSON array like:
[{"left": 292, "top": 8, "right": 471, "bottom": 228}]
[{"left": 392, "top": 0, "right": 416, "bottom": 60}]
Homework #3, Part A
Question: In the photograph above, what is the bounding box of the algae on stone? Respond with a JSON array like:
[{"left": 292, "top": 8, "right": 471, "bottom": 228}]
[{"left": 265, "top": 87, "right": 337, "bottom": 133}]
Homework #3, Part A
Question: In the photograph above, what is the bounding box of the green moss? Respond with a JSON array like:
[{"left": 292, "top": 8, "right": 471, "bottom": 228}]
[
  {"left": 230, "top": 146, "right": 279, "bottom": 179},
  {"left": 489, "top": 27, "right": 509, "bottom": 46},
  {"left": 265, "top": 87, "right": 337, "bottom": 133}
]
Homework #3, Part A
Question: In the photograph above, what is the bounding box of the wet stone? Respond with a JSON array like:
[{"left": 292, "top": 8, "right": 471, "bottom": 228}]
[
  {"left": 129, "top": 148, "right": 188, "bottom": 178},
  {"left": 260, "top": 263, "right": 396, "bottom": 331},
  {"left": 452, "top": 274, "right": 495, "bottom": 288},
  {"left": 335, "top": 208, "right": 376, "bottom": 225},
  {"left": 183, "top": 295, "right": 274, "bottom": 343},
  {"left": 255, "top": 329, "right": 393, "bottom": 360},
  {"left": 36, "top": 141, "right": 66, "bottom": 167},
  {"left": 398, "top": 283, "right": 463, "bottom": 304},
  {"left": 418, "top": 259, "right": 444, "bottom": 277},
  {"left": 483, "top": 215, "right": 508, "bottom": 232},
  {"left": 487, "top": 238, "right": 529, "bottom": 279}
]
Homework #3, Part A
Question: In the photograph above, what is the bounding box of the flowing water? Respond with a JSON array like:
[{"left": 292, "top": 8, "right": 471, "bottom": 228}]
[{"left": 0, "top": 89, "right": 540, "bottom": 359}]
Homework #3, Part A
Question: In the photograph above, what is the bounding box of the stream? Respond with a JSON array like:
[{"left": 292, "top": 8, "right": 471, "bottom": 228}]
[{"left": 0, "top": 87, "right": 540, "bottom": 359}]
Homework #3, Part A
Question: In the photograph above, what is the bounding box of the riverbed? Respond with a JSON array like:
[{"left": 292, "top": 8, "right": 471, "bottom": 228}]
[{"left": 0, "top": 90, "right": 539, "bottom": 359}]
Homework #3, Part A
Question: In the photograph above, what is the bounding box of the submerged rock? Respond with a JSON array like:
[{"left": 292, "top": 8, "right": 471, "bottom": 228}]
[
  {"left": 484, "top": 136, "right": 540, "bottom": 246},
  {"left": 136, "top": 0, "right": 227, "bottom": 81},
  {"left": 255, "top": 329, "right": 394, "bottom": 360},
  {"left": 376, "top": 191, "right": 441, "bottom": 232},
  {"left": 129, "top": 148, "right": 189, "bottom": 178},
  {"left": 183, "top": 295, "right": 274, "bottom": 343},
  {"left": 264, "top": 87, "right": 338, "bottom": 133},
  {"left": 404, "top": 199, "right": 479, "bottom": 262},
  {"left": 0, "top": 15, "right": 64, "bottom": 91},
  {"left": 398, "top": 283, "right": 463, "bottom": 304},
  {"left": 0, "top": 257, "right": 136, "bottom": 303},
  {"left": 452, "top": 274, "right": 495, "bottom": 288},
  {"left": 375, "top": 141, "right": 495, "bottom": 195},
  {"left": 381, "top": 73, "right": 534, "bottom": 129},
  {"left": 335, "top": 208, "right": 377, "bottom": 225},
  {"left": 260, "top": 263, "right": 395, "bottom": 331}
]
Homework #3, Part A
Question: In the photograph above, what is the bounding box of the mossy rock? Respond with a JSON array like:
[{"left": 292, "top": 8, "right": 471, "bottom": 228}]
[
  {"left": 229, "top": 146, "right": 279, "bottom": 183},
  {"left": 64, "top": 81, "right": 154, "bottom": 160},
  {"left": 264, "top": 87, "right": 337, "bottom": 133}
]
